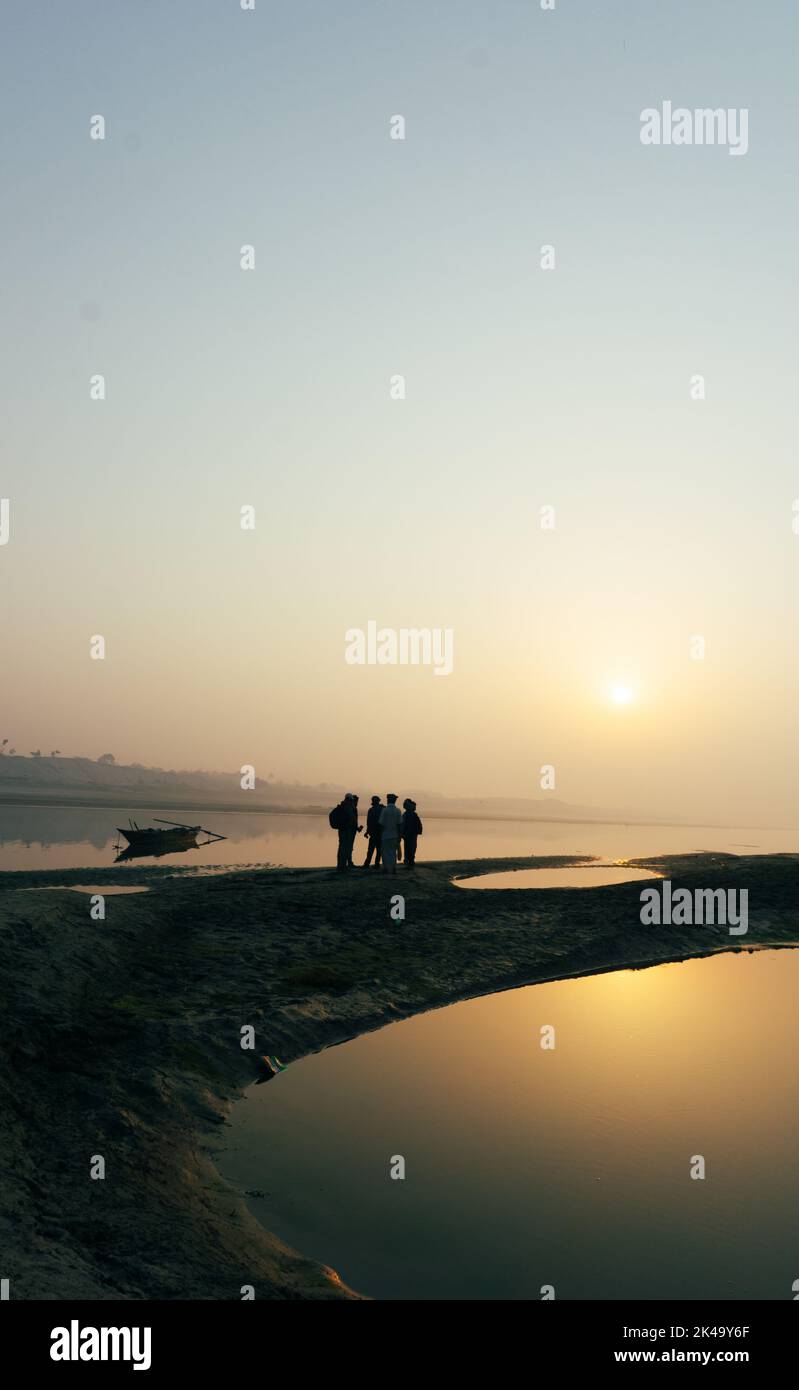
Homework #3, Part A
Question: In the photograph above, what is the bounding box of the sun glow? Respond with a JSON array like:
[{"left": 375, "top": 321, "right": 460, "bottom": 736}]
[{"left": 611, "top": 684, "right": 634, "bottom": 705}]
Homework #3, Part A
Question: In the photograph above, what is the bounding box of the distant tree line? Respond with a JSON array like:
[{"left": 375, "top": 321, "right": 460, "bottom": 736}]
[{"left": 0, "top": 742, "right": 116, "bottom": 763}]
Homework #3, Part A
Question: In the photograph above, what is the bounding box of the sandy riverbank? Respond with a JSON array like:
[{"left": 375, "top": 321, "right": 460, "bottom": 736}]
[{"left": 1, "top": 851, "right": 797, "bottom": 1300}]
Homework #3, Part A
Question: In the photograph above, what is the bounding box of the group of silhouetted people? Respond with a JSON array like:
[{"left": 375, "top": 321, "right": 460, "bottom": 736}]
[{"left": 329, "top": 793, "right": 423, "bottom": 874}]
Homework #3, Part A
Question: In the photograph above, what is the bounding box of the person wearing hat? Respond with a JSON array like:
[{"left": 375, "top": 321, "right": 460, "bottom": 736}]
[
  {"left": 379, "top": 794, "right": 403, "bottom": 874},
  {"left": 363, "top": 795, "right": 384, "bottom": 868},
  {"left": 401, "top": 798, "right": 423, "bottom": 868}
]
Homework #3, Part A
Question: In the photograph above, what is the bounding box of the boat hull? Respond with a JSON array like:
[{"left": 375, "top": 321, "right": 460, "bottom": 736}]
[{"left": 117, "top": 828, "right": 199, "bottom": 848}]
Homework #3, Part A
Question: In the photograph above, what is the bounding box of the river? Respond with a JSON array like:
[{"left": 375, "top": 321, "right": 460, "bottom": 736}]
[{"left": 0, "top": 804, "right": 794, "bottom": 871}]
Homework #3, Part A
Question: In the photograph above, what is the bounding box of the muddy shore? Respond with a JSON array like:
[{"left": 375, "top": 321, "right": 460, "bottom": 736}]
[{"left": 1, "top": 852, "right": 797, "bottom": 1300}]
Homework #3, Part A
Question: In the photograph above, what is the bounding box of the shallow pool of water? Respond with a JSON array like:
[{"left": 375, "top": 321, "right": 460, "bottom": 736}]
[
  {"left": 455, "top": 865, "right": 661, "bottom": 890},
  {"left": 220, "top": 949, "right": 799, "bottom": 1300},
  {"left": 24, "top": 884, "right": 150, "bottom": 895}
]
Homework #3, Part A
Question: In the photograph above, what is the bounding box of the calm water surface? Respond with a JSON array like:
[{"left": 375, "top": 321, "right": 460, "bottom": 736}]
[
  {"left": 0, "top": 804, "right": 794, "bottom": 871},
  {"left": 456, "top": 866, "right": 661, "bottom": 889},
  {"left": 219, "top": 950, "right": 799, "bottom": 1300}
]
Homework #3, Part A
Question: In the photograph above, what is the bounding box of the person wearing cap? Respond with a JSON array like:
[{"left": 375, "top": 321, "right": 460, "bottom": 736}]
[
  {"left": 363, "top": 795, "right": 384, "bottom": 868},
  {"left": 379, "top": 793, "right": 403, "bottom": 874},
  {"left": 401, "top": 798, "right": 423, "bottom": 868}
]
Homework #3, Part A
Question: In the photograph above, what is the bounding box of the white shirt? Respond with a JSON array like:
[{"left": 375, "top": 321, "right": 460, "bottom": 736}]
[{"left": 379, "top": 804, "right": 403, "bottom": 839}]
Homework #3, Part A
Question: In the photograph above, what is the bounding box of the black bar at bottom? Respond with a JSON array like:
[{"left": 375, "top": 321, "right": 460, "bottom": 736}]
[{"left": 1, "top": 1299, "right": 793, "bottom": 1378}]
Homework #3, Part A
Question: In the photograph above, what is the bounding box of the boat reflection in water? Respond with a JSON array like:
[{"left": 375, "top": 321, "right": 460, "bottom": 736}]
[{"left": 113, "top": 817, "right": 226, "bottom": 863}]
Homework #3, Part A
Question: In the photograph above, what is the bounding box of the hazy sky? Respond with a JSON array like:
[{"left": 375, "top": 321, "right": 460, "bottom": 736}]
[{"left": 2, "top": 1, "right": 797, "bottom": 823}]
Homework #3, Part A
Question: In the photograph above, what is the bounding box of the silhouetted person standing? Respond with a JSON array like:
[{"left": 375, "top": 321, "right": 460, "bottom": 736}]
[
  {"left": 333, "top": 793, "right": 359, "bottom": 871},
  {"left": 348, "top": 794, "right": 363, "bottom": 866},
  {"left": 402, "top": 799, "right": 423, "bottom": 868},
  {"left": 379, "top": 794, "right": 403, "bottom": 874},
  {"left": 364, "top": 795, "right": 383, "bottom": 867}
]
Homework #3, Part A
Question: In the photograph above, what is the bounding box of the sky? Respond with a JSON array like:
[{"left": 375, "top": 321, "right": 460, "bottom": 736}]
[{"left": 1, "top": 1, "right": 797, "bottom": 824}]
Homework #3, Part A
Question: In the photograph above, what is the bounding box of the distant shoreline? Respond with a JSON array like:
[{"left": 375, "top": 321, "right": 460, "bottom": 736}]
[{"left": 0, "top": 788, "right": 768, "bottom": 834}]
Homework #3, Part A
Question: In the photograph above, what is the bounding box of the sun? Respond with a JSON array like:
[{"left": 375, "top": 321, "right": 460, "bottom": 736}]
[{"left": 611, "top": 684, "right": 634, "bottom": 705}]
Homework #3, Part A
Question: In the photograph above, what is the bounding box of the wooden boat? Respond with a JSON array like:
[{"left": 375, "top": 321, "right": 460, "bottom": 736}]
[{"left": 115, "top": 818, "right": 226, "bottom": 852}]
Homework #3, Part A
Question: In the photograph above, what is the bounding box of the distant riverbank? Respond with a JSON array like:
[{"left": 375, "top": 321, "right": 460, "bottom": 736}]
[
  {"left": 2, "top": 851, "right": 797, "bottom": 1299},
  {"left": 0, "top": 783, "right": 759, "bottom": 829}
]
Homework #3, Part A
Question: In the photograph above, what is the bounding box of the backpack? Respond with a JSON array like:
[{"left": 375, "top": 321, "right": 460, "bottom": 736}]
[{"left": 328, "top": 804, "right": 345, "bottom": 829}]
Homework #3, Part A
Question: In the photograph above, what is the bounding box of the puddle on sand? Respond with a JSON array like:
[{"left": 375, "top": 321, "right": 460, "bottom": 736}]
[
  {"left": 25, "top": 885, "right": 150, "bottom": 895},
  {"left": 220, "top": 949, "right": 799, "bottom": 1300},
  {"left": 455, "top": 864, "right": 661, "bottom": 890}
]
